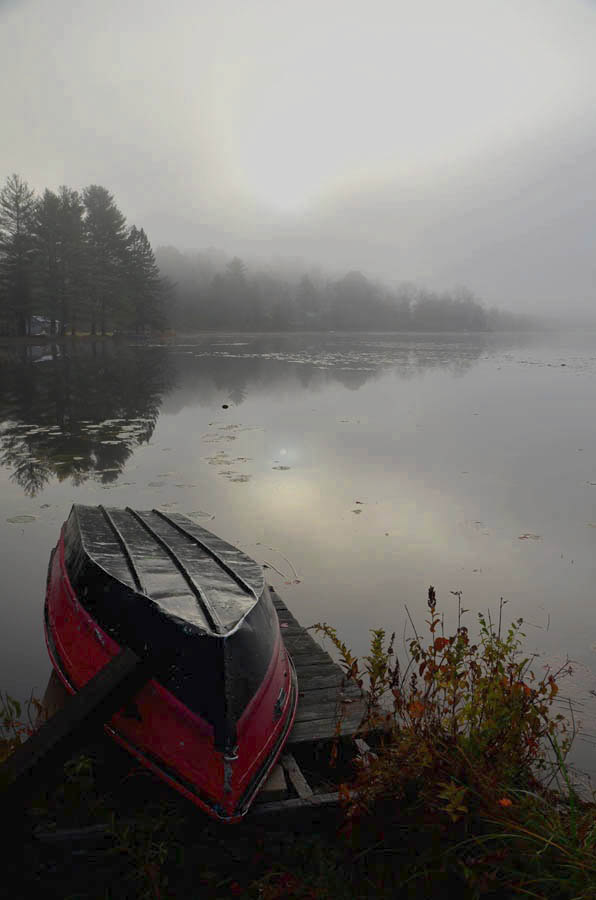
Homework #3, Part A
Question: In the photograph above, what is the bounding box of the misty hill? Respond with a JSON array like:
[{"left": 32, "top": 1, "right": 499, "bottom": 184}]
[{"left": 156, "top": 245, "right": 537, "bottom": 333}]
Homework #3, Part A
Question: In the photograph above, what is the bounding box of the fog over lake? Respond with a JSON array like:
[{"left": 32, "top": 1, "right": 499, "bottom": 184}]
[{"left": 2, "top": 331, "right": 596, "bottom": 776}]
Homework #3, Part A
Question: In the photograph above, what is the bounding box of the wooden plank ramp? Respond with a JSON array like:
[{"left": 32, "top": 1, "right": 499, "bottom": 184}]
[
  {"left": 250, "top": 585, "right": 367, "bottom": 815},
  {"left": 268, "top": 585, "right": 365, "bottom": 746}
]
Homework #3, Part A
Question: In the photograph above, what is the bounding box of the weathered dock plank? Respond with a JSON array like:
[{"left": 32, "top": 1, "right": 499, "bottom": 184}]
[
  {"left": 269, "top": 586, "right": 366, "bottom": 745},
  {"left": 280, "top": 752, "right": 313, "bottom": 799}
]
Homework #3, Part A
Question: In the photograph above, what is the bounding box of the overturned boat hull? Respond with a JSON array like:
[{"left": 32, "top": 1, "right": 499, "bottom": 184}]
[{"left": 44, "top": 505, "right": 298, "bottom": 822}]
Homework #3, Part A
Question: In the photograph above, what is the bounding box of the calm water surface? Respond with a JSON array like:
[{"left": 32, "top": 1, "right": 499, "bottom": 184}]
[{"left": 2, "top": 332, "right": 596, "bottom": 774}]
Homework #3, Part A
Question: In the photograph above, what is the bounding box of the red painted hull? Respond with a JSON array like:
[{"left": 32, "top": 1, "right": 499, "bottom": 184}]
[{"left": 44, "top": 529, "right": 297, "bottom": 822}]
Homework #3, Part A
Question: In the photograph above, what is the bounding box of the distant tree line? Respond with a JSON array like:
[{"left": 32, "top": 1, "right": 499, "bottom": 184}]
[
  {"left": 0, "top": 174, "right": 167, "bottom": 336},
  {"left": 156, "top": 247, "right": 537, "bottom": 333}
]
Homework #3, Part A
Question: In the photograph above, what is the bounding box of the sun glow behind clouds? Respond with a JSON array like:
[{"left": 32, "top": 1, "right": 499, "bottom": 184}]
[{"left": 215, "top": 0, "right": 595, "bottom": 212}]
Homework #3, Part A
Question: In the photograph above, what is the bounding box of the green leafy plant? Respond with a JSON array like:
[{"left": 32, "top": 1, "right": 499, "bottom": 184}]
[
  {"left": 0, "top": 690, "right": 42, "bottom": 763},
  {"left": 106, "top": 800, "right": 185, "bottom": 900}
]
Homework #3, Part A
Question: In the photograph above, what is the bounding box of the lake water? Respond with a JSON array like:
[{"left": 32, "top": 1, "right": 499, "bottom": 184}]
[{"left": 2, "top": 331, "right": 596, "bottom": 776}]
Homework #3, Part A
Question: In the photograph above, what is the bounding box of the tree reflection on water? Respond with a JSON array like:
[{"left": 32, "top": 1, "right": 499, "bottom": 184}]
[{"left": 0, "top": 342, "right": 174, "bottom": 496}]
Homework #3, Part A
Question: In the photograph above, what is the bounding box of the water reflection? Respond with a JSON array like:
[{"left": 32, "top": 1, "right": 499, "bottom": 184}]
[
  {"left": 0, "top": 342, "right": 174, "bottom": 496},
  {"left": 162, "top": 332, "right": 494, "bottom": 412},
  {"left": 0, "top": 333, "right": 498, "bottom": 495}
]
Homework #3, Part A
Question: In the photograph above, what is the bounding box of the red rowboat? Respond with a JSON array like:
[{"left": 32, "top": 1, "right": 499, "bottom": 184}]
[{"left": 44, "top": 505, "right": 298, "bottom": 822}]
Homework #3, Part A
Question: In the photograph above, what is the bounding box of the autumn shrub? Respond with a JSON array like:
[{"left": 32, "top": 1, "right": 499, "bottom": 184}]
[{"left": 311, "top": 588, "right": 596, "bottom": 898}]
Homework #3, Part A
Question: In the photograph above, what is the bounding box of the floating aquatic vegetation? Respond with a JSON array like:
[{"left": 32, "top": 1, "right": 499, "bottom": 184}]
[{"left": 7, "top": 515, "right": 37, "bottom": 524}]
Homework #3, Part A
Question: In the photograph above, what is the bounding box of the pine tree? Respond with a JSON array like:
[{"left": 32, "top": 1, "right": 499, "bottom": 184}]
[
  {"left": 34, "top": 187, "right": 87, "bottom": 335},
  {"left": 83, "top": 185, "right": 128, "bottom": 335},
  {"left": 56, "top": 187, "right": 87, "bottom": 336},
  {"left": 0, "top": 174, "right": 37, "bottom": 335},
  {"left": 34, "top": 189, "right": 61, "bottom": 333},
  {"left": 126, "top": 225, "right": 163, "bottom": 332}
]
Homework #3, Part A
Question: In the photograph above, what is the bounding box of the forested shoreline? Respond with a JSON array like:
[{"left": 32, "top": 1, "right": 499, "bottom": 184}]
[{"left": 0, "top": 173, "right": 536, "bottom": 337}]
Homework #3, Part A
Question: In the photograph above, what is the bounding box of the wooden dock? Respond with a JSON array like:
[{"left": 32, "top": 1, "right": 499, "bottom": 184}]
[
  {"left": 249, "top": 585, "right": 367, "bottom": 815},
  {"left": 269, "top": 585, "right": 365, "bottom": 746}
]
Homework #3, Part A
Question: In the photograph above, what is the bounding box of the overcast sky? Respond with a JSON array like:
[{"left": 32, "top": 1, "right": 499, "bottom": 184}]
[{"left": 2, "top": 0, "right": 596, "bottom": 314}]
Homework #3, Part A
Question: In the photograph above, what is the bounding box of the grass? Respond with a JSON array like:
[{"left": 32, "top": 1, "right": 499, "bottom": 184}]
[{"left": 2, "top": 588, "right": 596, "bottom": 898}]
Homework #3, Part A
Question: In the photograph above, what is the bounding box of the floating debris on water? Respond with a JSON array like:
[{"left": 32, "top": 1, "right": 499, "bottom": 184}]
[
  {"left": 352, "top": 509, "right": 362, "bottom": 515},
  {"left": 518, "top": 533, "right": 542, "bottom": 541},
  {"left": 7, "top": 515, "right": 37, "bottom": 524},
  {"left": 272, "top": 465, "right": 291, "bottom": 470}
]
